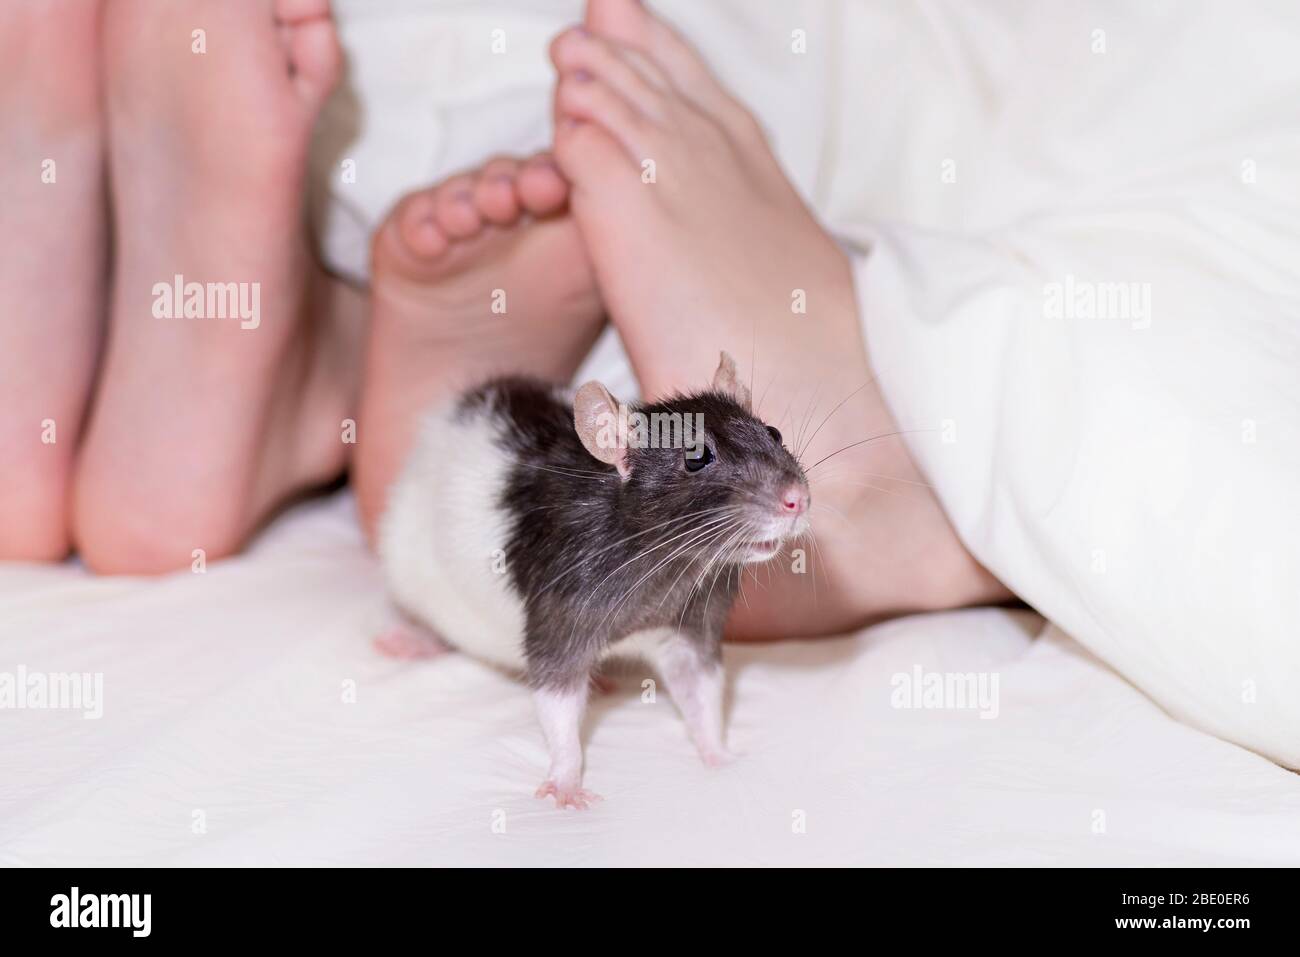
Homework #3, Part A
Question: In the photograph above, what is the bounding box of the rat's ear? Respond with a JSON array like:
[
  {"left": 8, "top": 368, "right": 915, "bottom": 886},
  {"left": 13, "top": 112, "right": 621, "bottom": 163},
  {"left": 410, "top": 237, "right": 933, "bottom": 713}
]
[
  {"left": 712, "top": 351, "right": 752, "bottom": 410},
  {"left": 573, "top": 381, "right": 630, "bottom": 479}
]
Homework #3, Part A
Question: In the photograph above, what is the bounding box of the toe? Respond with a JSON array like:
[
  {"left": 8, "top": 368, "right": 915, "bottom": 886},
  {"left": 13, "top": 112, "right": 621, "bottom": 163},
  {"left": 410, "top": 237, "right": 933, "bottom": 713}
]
[
  {"left": 584, "top": 0, "right": 650, "bottom": 44},
  {"left": 551, "top": 27, "right": 669, "bottom": 119},
  {"left": 516, "top": 154, "right": 570, "bottom": 217},
  {"left": 554, "top": 121, "right": 636, "bottom": 196},
  {"left": 275, "top": 0, "right": 333, "bottom": 19},
  {"left": 584, "top": 0, "right": 749, "bottom": 131},
  {"left": 474, "top": 158, "right": 522, "bottom": 225},
  {"left": 556, "top": 74, "right": 649, "bottom": 160},
  {"left": 278, "top": 1, "right": 342, "bottom": 107},
  {"left": 433, "top": 176, "right": 484, "bottom": 239},
  {"left": 587, "top": 0, "right": 699, "bottom": 88},
  {"left": 389, "top": 190, "right": 449, "bottom": 259}
]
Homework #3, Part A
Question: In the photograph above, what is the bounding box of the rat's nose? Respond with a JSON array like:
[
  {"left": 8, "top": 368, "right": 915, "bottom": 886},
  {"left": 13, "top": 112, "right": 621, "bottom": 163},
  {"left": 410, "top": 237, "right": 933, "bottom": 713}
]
[{"left": 780, "top": 483, "right": 809, "bottom": 516}]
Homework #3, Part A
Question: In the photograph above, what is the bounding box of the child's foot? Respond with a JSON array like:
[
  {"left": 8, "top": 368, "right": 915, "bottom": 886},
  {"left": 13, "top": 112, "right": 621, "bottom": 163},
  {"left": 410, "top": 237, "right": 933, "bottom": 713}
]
[
  {"left": 0, "top": 1, "right": 106, "bottom": 561},
  {"left": 74, "top": 0, "right": 363, "bottom": 574},
  {"left": 551, "top": 0, "right": 1010, "bottom": 634},
  {"left": 553, "top": 1, "right": 858, "bottom": 410},
  {"left": 354, "top": 153, "right": 604, "bottom": 539}
]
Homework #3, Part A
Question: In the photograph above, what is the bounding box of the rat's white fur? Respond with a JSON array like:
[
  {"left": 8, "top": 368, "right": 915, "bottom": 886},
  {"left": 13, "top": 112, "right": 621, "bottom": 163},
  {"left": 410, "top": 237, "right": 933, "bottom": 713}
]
[
  {"left": 378, "top": 388, "right": 743, "bottom": 805},
  {"left": 533, "top": 683, "right": 590, "bottom": 800},
  {"left": 379, "top": 402, "right": 528, "bottom": 672},
  {"left": 618, "top": 627, "right": 732, "bottom": 765}
]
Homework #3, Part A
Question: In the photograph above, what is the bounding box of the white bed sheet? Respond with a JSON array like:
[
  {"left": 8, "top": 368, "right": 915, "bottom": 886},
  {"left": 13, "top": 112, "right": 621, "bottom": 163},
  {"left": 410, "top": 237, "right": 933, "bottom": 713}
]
[
  {"left": 3, "top": 493, "right": 1297, "bottom": 867},
  {"left": 4, "top": 0, "right": 1296, "bottom": 868}
]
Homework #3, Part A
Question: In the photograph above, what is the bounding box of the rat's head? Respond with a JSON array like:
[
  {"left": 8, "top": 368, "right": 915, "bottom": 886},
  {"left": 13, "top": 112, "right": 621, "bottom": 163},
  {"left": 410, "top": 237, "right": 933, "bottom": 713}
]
[{"left": 574, "top": 352, "right": 810, "bottom": 564}]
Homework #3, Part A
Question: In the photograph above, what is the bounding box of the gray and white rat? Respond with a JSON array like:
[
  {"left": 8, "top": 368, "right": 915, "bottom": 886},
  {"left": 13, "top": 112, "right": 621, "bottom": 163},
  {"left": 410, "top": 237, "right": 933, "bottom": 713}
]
[{"left": 378, "top": 352, "right": 810, "bottom": 809}]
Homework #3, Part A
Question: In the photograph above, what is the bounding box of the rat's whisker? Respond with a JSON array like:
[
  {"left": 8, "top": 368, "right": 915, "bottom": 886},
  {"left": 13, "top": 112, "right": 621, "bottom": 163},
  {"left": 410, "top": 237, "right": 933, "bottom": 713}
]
[
  {"left": 756, "top": 367, "right": 779, "bottom": 419},
  {"left": 792, "top": 385, "right": 822, "bottom": 461},
  {"left": 748, "top": 324, "right": 756, "bottom": 406},
  {"left": 598, "top": 518, "right": 742, "bottom": 634},
  {"left": 658, "top": 517, "right": 747, "bottom": 617},
  {"left": 798, "top": 378, "right": 877, "bottom": 459},
  {"left": 685, "top": 522, "right": 752, "bottom": 630},
  {"left": 576, "top": 521, "right": 735, "bottom": 642},
  {"left": 811, "top": 501, "right": 851, "bottom": 522},
  {"left": 860, "top": 471, "right": 936, "bottom": 489},
  {"left": 806, "top": 428, "right": 939, "bottom": 471},
  {"left": 808, "top": 527, "right": 830, "bottom": 599},
  {"left": 516, "top": 462, "right": 617, "bottom": 481},
  {"left": 561, "top": 512, "right": 741, "bottom": 628},
  {"left": 537, "top": 505, "right": 746, "bottom": 593},
  {"left": 811, "top": 468, "right": 937, "bottom": 493},
  {"left": 777, "top": 389, "right": 799, "bottom": 438},
  {"left": 820, "top": 476, "right": 906, "bottom": 496}
]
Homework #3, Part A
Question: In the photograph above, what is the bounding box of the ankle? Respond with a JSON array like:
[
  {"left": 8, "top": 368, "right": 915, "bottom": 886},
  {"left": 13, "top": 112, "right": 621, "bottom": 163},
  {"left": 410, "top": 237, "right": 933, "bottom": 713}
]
[{"left": 826, "top": 467, "right": 1013, "bottom": 622}]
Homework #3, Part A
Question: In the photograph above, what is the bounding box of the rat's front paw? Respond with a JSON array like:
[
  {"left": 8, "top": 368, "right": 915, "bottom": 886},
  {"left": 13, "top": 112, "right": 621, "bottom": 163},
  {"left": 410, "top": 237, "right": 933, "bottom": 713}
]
[{"left": 535, "top": 779, "right": 602, "bottom": 810}]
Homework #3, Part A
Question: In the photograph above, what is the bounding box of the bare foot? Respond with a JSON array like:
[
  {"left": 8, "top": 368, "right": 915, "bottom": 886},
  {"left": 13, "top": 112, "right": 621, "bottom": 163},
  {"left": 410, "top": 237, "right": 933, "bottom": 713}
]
[
  {"left": 551, "top": 0, "right": 1010, "bottom": 635},
  {"left": 354, "top": 153, "right": 605, "bottom": 540},
  {"left": 73, "top": 0, "right": 364, "bottom": 574},
  {"left": 0, "top": 1, "right": 106, "bottom": 561}
]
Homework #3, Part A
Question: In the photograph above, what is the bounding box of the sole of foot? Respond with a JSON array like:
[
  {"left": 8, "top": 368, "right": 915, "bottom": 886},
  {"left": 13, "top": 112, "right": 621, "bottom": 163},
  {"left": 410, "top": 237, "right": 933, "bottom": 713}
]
[
  {"left": 0, "top": 0, "right": 107, "bottom": 561},
  {"left": 548, "top": 0, "right": 1011, "bottom": 632},
  {"left": 354, "top": 152, "right": 605, "bottom": 539},
  {"left": 73, "top": 0, "right": 364, "bottom": 574}
]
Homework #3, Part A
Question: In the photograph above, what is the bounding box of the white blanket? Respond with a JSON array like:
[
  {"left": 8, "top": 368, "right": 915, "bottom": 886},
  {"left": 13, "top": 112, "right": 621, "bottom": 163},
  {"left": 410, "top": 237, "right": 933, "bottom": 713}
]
[
  {"left": 830, "top": 1, "right": 1300, "bottom": 767},
  {"left": 3, "top": 494, "right": 1298, "bottom": 866}
]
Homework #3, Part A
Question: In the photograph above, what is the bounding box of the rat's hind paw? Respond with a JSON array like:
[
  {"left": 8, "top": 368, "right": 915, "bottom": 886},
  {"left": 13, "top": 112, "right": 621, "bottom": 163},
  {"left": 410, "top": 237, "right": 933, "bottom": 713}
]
[
  {"left": 698, "top": 747, "right": 738, "bottom": 769},
  {"left": 535, "top": 780, "right": 603, "bottom": 811},
  {"left": 372, "top": 624, "right": 451, "bottom": 660}
]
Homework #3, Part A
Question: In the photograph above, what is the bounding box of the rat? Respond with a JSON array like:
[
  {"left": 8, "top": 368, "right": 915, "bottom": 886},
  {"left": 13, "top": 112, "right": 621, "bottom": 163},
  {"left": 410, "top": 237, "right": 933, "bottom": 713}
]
[{"left": 377, "top": 352, "right": 811, "bottom": 809}]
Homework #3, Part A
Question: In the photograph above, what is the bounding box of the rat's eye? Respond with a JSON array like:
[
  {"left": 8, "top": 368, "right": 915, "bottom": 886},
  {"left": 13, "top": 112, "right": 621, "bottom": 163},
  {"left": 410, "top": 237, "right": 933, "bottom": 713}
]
[
  {"left": 685, "top": 444, "right": 715, "bottom": 473},
  {"left": 766, "top": 426, "right": 783, "bottom": 445}
]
